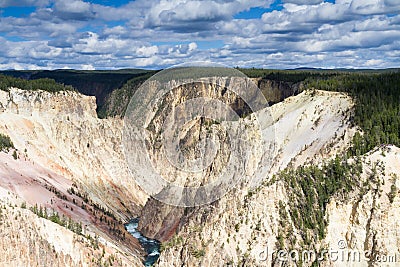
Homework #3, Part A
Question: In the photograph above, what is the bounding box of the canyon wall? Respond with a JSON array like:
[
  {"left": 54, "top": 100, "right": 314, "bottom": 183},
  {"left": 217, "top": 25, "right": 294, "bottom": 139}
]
[
  {"left": 153, "top": 90, "right": 400, "bottom": 267},
  {"left": 0, "top": 88, "right": 148, "bottom": 266}
]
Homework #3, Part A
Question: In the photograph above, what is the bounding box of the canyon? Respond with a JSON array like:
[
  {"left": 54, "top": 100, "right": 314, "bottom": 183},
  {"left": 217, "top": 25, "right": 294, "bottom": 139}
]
[{"left": 0, "top": 74, "right": 399, "bottom": 267}]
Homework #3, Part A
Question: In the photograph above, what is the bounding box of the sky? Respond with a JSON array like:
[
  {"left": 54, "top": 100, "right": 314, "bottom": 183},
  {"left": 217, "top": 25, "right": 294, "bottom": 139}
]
[{"left": 0, "top": 0, "right": 399, "bottom": 70}]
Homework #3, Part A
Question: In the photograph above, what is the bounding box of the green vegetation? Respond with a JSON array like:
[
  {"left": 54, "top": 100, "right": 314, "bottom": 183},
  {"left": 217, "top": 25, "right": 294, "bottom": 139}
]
[
  {"left": 0, "top": 133, "right": 14, "bottom": 152},
  {"left": 273, "top": 155, "right": 362, "bottom": 246},
  {"left": 238, "top": 67, "right": 398, "bottom": 79},
  {"left": 191, "top": 248, "right": 206, "bottom": 258},
  {"left": 0, "top": 74, "right": 74, "bottom": 92},
  {"left": 160, "top": 235, "right": 184, "bottom": 252},
  {"left": 150, "top": 66, "right": 244, "bottom": 82},
  {"left": 67, "top": 186, "right": 118, "bottom": 221},
  {"left": 238, "top": 68, "right": 340, "bottom": 82},
  {"left": 389, "top": 184, "right": 397, "bottom": 204},
  {"left": 304, "top": 72, "right": 400, "bottom": 155},
  {"left": 29, "top": 204, "right": 83, "bottom": 235},
  {"left": 388, "top": 174, "right": 398, "bottom": 204},
  {"left": 97, "top": 72, "right": 155, "bottom": 118}
]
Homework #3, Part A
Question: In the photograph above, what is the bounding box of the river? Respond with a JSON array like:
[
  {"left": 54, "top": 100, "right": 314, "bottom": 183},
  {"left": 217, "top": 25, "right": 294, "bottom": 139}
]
[{"left": 125, "top": 218, "right": 161, "bottom": 266}]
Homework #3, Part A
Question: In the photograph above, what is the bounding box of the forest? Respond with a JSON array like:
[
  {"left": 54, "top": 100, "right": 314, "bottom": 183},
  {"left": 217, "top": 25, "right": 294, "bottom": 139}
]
[
  {"left": 304, "top": 72, "right": 400, "bottom": 155},
  {"left": 0, "top": 74, "right": 74, "bottom": 92}
]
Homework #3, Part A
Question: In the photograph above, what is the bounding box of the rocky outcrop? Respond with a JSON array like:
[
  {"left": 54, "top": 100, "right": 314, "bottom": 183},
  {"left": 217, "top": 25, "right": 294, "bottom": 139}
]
[
  {"left": 0, "top": 88, "right": 147, "bottom": 217},
  {"left": 138, "top": 89, "right": 355, "bottom": 248},
  {"left": 154, "top": 90, "right": 400, "bottom": 267},
  {"left": 0, "top": 88, "right": 148, "bottom": 265},
  {"left": 255, "top": 78, "right": 303, "bottom": 105},
  {"left": 324, "top": 145, "right": 400, "bottom": 267},
  {"left": 156, "top": 146, "right": 400, "bottom": 267},
  {"left": 0, "top": 187, "right": 144, "bottom": 267},
  {"left": 102, "top": 77, "right": 303, "bottom": 118},
  {"left": 27, "top": 70, "right": 155, "bottom": 115}
]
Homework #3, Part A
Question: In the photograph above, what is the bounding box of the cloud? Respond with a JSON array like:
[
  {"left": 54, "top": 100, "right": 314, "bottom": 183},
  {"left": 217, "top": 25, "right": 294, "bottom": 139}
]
[
  {"left": 0, "top": 0, "right": 399, "bottom": 69},
  {"left": 80, "top": 64, "right": 95, "bottom": 70},
  {"left": 282, "top": 0, "right": 324, "bottom": 5},
  {"left": 349, "top": 0, "right": 383, "bottom": 14},
  {"left": 349, "top": 0, "right": 400, "bottom": 15},
  {"left": 158, "top": 42, "right": 197, "bottom": 56},
  {"left": 0, "top": 14, "right": 82, "bottom": 40},
  {"left": 136, "top": 45, "right": 159, "bottom": 57},
  {"left": 143, "top": 0, "right": 271, "bottom": 31},
  {"left": 293, "top": 29, "right": 400, "bottom": 53},
  {"left": 0, "top": 0, "right": 48, "bottom": 8},
  {"left": 385, "top": 0, "right": 400, "bottom": 6},
  {"left": 52, "top": 0, "right": 95, "bottom": 21},
  {"left": 72, "top": 32, "right": 139, "bottom": 55},
  {"left": 262, "top": 2, "right": 354, "bottom": 33}
]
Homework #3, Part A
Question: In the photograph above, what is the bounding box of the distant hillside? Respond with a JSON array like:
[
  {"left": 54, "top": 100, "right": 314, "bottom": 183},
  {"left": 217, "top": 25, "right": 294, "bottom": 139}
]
[
  {"left": 0, "top": 74, "right": 74, "bottom": 92},
  {"left": 0, "top": 69, "right": 157, "bottom": 116}
]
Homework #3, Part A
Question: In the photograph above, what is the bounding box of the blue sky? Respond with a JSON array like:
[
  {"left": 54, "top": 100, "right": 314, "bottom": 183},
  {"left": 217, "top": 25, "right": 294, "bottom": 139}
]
[{"left": 0, "top": 0, "right": 399, "bottom": 69}]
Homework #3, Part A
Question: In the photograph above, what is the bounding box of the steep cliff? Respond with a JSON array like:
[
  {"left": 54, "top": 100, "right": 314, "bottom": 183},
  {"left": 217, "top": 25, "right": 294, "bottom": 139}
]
[
  {"left": 152, "top": 89, "right": 400, "bottom": 267},
  {"left": 157, "top": 145, "right": 400, "bottom": 267},
  {"left": 100, "top": 77, "right": 302, "bottom": 119},
  {"left": 0, "top": 69, "right": 156, "bottom": 116},
  {"left": 255, "top": 78, "right": 303, "bottom": 105},
  {"left": 0, "top": 187, "right": 144, "bottom": 267},
  {"left": 138, "top": 88, "right": 355, "bottom": 246},
  {"left": 0, "top": 88, "right": 147, "bottom": 214},
  {"left": 324, "top": 145, "right": 400, "bottom": 267},
  {"left": 0, "top": 88, "right": 148, "bottom": 265}
]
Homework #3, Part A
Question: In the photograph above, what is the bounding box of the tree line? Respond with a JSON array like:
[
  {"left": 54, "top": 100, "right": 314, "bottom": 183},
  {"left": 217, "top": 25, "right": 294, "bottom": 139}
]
[
  {"left": 0, "top": 74, "right": 74, "bottom": 92},
  {"left": 304, "top": 71, "right": 400, "bottom": 155}
]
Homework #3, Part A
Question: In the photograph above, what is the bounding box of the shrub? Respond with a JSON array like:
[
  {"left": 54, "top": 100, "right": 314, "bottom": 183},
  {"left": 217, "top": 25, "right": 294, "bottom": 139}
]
[
  {"left": 192, "top": 249, "right": 205, "bottom": 258},
  {"left": 0, "top": 133, "right": 14, "bottom": 152}
]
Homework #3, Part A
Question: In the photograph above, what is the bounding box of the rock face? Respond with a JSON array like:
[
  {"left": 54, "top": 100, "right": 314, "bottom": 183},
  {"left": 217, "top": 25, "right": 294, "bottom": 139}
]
[
  {"left": 0, "top": 187, "right": 143, "bottom": 267},
  {"left": 0, "top": 88, "right": 147, "bottom": 215},
  {"left": 324, "top": 145, "right": 400, "bottom": 267},
  {"left": 256, "top": 78, "right": 303, "bottom": 105},
  {"left": 156, "top": 146, "right": 400, "bottom": 267},
  {"left": 129, "top": 77, "right": 271, "bottom": 240},
  {"left": 138, "top": 88, "right": 355, "bottom": 247},
  {"left": 153, "top": 90, "right": 400, "bottom": 267},
  {"left": 0, "top": 88, "right": 148, "bottom": 266},
  {"left": 102, "top": 77, "right": 303, "bottom": 118}
]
